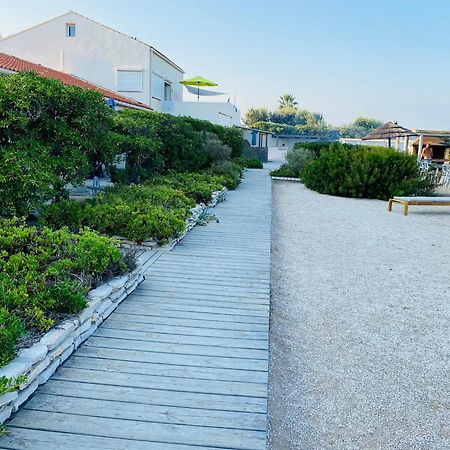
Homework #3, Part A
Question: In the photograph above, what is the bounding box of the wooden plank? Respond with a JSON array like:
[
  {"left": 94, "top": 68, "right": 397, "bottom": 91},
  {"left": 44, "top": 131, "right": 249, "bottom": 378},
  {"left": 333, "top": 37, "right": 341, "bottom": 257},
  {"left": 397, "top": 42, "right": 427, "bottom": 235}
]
[
  {"left": 116, "top": 302, "right": 269, "bottom": 318},
  {"left": 65, "top": 355, "right": 268, "bottom": 383},
  {"left": 141, "top": 274, "right": 270, "bottom": 289},
  {"left": 40, "top": 379, "right": 268, "bottom": 413},
  {"left": 48, "top": 366, "right": 267, "bottom": 398},
  {"left": 85, "top": 335, "right": 268, "bottom": 360},
  {"left": 103, "top": 317, "right": 268, "bottom": 340},
  {"left": 108, "top": 312, "right": 268, "bottom": 332},
  {"left": 122, "top": 294, "right": 270, "bottom": 312},
  {"left": 95, "top": 327, "right": 268, "bottom": 349},
  {"left": 24, "top": 394, "right": 267, "bottom": 431},
  {"left": 74, "top": 346, "right": 268, "bottom": 371},
  {"left": 139, "top": 280, "right": 270, "bottom": 295},
  {"left": 9, "top": 410, "right": 267, "bottom": 449},
  {"left": 137, "top": 285, "right": 269, "bottom": 300},
  {"left": 114, "top": 305, "right": 268, "bottom": 324},
  {"left": 1, "top": 427, "right": 213, "bottom": 450},
  {"left": 125, "top": 290, "right": 270, "bottom": 306}
]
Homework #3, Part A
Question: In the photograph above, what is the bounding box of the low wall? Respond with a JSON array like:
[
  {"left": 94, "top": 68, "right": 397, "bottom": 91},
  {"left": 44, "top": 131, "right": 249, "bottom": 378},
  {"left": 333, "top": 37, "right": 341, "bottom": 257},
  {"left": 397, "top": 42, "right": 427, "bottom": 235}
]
[
  {"left": 243, "top": 147, "right": 268, "bottom": 163},
  {"left": 0, "top": 188, "right": 227, "bottom": 424}
]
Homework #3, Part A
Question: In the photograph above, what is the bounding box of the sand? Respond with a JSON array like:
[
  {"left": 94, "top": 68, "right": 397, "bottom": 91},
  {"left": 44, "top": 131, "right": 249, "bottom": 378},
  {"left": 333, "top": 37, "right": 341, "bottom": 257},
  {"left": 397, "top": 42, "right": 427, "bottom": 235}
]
[{"left": 268, "top": 180, "right": 450, "bottom": 449}]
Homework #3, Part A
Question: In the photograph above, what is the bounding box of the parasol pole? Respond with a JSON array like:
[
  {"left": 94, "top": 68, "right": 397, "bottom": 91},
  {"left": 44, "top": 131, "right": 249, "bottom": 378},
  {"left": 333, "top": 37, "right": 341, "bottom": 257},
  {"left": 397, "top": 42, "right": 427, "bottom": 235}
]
[{"left": 197, "top": 83, "right": 200, "bottom": 102}]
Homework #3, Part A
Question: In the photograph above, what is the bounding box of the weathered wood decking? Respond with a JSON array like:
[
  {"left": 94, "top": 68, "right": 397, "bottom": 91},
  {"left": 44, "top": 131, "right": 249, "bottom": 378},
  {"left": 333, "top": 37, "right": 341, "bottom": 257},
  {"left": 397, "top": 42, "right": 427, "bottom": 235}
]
[{"left": 1, "top": 169, "right": 271, "bottom": 450}]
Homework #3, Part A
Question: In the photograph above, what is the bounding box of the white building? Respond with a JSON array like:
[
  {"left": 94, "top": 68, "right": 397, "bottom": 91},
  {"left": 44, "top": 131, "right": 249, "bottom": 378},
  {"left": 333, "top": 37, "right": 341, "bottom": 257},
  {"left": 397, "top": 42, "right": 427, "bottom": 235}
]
[
  {"left": 0, "top": 11, "right": 184, "bottom": 112},
  {"left": 0, "top": 11, "right": 241, "bottom": 126}
]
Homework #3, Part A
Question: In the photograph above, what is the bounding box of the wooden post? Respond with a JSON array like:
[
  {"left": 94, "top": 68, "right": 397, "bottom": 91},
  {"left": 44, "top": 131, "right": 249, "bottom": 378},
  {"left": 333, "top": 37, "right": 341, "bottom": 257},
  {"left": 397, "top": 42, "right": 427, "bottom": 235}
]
[
  {"left": 395, "top": 137, "right": 400, "bottom": 150},
  {"left": 404, "top": 136, "right": 409, "bottom": 154},
  {"left": 418, "top": 134, "right": 424, "bottom": 161}
]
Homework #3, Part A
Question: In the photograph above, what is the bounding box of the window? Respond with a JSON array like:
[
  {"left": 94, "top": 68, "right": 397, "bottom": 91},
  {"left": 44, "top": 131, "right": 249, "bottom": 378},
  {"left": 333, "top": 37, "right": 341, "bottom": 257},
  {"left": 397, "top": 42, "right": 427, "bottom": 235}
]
[
  {"left": 117, "top": 70, "right": 143, "bottom": 92},
  {"left": 66, "top": 24, "right": 76, "bottom": 37},
  {"left": 152, "top": 73, "right": 164, "bottom": 100},
  {"left": 164, "top": 82, "right": 172, "bottom": 101}
]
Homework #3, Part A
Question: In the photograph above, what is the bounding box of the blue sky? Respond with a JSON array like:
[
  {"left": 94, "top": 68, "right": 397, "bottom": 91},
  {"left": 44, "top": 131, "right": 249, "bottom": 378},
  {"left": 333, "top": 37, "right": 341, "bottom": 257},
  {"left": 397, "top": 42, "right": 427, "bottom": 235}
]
[{"left": 1, "top": 0, "right": 449, "bottom": 128}]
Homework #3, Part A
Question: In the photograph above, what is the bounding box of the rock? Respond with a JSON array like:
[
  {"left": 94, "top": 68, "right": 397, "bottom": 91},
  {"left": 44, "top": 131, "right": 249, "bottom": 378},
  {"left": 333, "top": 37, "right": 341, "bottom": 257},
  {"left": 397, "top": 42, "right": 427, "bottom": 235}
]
[
  {"left": 47, "top": 336, "right": 74, "bottom": 360},
  {"left": 72, "top": 319, "right": 93, "bottom": 339},
  {"left": 88, "top": 284, "right": 113, "bottom": 302},
  {"left": 94, "top": 299, "right": 113, "bottom": 317},
  {"left": 107, "top": 275, "right": 129, "bottom": 292},
  {"left": 140, "top": 240, "right": 156, "bottom": 248},
  {"left": 17, "top": 344, "right": 48, "bottom": 365},
  {"left": 0, "top": 391, "right": 18, "bottom": 408},
  {"left": 40, "top": 320, "right": 78, "bottom": 351},
  {"left": 12, "top": 380, "right": 38, "bottom": 411},
  {"left": 109, "top": 287, "right": 126, "bottom": 303},
  {"left": 22, "top": 356, "right": 50, "bottom": 387},
  {"left": 77, "top": 298, "right": 102, "bottom": 323},
  {"left": 99, "top": 301, "right": 117, "bottom": 321},
  {"left": 0, "top": 358, "right": 33, "bottom": 379},
  {"left": 0, "top": 404, "right": 13, "bottom": 424},
  {"left": 75, "top": 323, "right": 97, "bottom": 348},
  {"left": 59, "top": 344, "right": 75, "bottom": 363},
  {"left": 37, "top": 358, "right": 61, "bottom": 385}
]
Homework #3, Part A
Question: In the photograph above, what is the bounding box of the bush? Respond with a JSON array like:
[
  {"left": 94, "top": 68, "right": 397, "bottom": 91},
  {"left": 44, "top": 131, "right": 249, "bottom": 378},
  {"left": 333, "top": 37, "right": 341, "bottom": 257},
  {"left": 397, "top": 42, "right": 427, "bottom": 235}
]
[
  {"left": 146, "top": 173, "right": 227, "bottom": 203},
  {"left": 0, "top": 219, "right": 133, "bottom": 366},
  {"left": 270, "top": 164, "right": 299, "bottom": 178},
  {"left": 209, "top": 161, "right": 242, "bottom": 189},
  {"left": 0, "top": 309, "right": 25, "bottom": 367},
  {"left": 203, "top": 132, "right": 232, "bottom": 164},
  {"left": 301, "top": 145, "right": 432, "bottom": 200},
  {"left": 110, "top": 110, "right": 163, "bottom": 184},
  {"left": 285, "top": 147, "right": 315, "bottom": 176},
  {"left": 0, "top": 72, "right": 113, "bottom": 204},
  {"left": 234, "top": 158, "right": 263, "bottom": 169}
]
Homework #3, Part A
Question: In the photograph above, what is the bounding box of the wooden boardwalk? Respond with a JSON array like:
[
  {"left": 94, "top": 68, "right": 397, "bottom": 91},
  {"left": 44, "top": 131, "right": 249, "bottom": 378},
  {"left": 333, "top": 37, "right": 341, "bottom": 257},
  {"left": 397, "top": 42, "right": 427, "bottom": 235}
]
[{"left": 2, "top": 169, "right": 272, "bottom": 450}]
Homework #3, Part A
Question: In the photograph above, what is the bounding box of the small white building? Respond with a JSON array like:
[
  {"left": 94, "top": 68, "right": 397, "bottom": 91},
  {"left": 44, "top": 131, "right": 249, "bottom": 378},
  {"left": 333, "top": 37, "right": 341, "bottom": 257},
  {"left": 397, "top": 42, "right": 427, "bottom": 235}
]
[
  {"left": 162, "top": 101, "right": 240, "bottom": 127},
  {"left": 0, "top": 11, "right": 184, "bottom": 112}
]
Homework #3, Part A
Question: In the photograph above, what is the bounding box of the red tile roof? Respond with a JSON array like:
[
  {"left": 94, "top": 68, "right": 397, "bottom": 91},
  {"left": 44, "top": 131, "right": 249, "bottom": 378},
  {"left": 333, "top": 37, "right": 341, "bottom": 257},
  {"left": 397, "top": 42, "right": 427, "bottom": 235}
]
[{"left": 0, "top": 52, "right": 151, "bottom": 109}]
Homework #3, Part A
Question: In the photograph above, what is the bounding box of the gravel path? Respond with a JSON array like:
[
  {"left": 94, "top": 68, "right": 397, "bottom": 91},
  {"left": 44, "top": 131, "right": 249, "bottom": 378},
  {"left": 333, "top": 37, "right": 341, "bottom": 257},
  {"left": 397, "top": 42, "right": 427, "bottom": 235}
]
[{"left": 268, "top": 181, "right": 450, "bottom": 450}]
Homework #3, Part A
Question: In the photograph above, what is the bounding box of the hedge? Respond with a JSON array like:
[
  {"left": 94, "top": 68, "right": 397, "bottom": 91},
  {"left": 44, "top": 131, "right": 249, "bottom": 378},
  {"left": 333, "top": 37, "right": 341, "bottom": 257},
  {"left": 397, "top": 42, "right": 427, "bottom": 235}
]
[
  {"left": 0, "top": 72, "right": 245, "bottom": 218},
  {"left": 39, "top": 172, "right": 238, "bottom": 243},
  {"left": 301, "top": 145, "right": 434, "bottom": 200},
  {"left": 0, "top": 219, "right": 133, "bottom": 366}
]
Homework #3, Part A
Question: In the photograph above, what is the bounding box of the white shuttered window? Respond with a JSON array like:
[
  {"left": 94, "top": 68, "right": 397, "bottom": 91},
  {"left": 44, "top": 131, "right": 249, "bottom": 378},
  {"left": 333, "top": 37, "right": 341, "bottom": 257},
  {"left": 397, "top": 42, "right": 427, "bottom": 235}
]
[
  {"left": 152, "top": 73, "right": 164, "bottom": 100},
  {"left": 117, "top": 70, "right": 143, "bottom": 92}
]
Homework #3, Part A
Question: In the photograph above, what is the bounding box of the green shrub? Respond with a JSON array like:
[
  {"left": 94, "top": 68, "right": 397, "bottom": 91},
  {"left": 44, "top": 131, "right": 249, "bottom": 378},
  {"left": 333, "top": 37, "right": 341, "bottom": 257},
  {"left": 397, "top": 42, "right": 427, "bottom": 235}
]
[
  {"left": 146, "top": 173, "right": 229, "bottom": 203},
  {"left": 203, "top": 132, "right": 232, "bottom": 164},
  {"left": 301, "top": 145, "right": 432, "bottom": 200},
  {"left": 0, "top": 72, "right": 113, "bottom": 204},
  {"left": 38, "top": 199, "right": 84, "bottom": 230},
  {"left": 234, "top": 158, "right": 263, "bottom": 169},
  {"left": 110, "top": 110, "right": 163, "bottom": 184},
  {"left": 285, "top": 147, "right": 315, "bottom": 175},
  {"left": 0, "top": 219, "right": 132, "bottom": 366},
  {"left": 209, "top": 161, "right": 242, "bottom": 189},
  {"left": 270, "top": 164, "right": 299, "bottom": 178},
  {"left": 0, "top": 309, "right": 25, "bottom": 367}
]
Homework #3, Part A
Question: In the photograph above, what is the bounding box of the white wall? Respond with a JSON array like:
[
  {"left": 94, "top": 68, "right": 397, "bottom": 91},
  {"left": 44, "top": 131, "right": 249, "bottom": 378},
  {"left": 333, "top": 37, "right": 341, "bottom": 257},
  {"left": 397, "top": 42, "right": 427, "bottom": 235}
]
[
  {"left": 162, "top": 101, "right": 240, "bottom": 127},
  {"left": 0, "top": 12, "right": 184, "bottom": 109}
]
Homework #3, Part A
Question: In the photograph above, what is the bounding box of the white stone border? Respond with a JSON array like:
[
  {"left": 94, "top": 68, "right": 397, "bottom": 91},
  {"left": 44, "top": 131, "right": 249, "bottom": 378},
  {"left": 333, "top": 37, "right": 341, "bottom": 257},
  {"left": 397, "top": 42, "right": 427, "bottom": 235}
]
[
  {"left": 271, "top": 176, "right": 300, "bottom": 182},
  {"left": 0, "top": 268, "right": 144, "bottom": 423},
  {"left": 114, "top": 187, "right": 227, "bottom": 251}
]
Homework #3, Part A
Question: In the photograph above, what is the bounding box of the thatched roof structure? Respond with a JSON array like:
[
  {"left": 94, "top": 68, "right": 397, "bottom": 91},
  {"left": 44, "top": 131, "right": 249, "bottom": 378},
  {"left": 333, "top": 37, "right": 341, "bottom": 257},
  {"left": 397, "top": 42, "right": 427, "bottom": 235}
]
[
  {"left": 362, "top": 121, "right": 418, "bottom": 140},
  {"left": 411, "top": 136, "right": 447, "bottom": 147}
]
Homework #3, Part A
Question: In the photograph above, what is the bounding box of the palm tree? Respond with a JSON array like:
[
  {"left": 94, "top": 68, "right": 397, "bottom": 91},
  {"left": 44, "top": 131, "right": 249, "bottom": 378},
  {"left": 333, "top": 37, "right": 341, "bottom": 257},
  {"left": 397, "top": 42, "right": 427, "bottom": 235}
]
[{"left": 278, "top": 94, "right": 298, "bottom": 109}]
